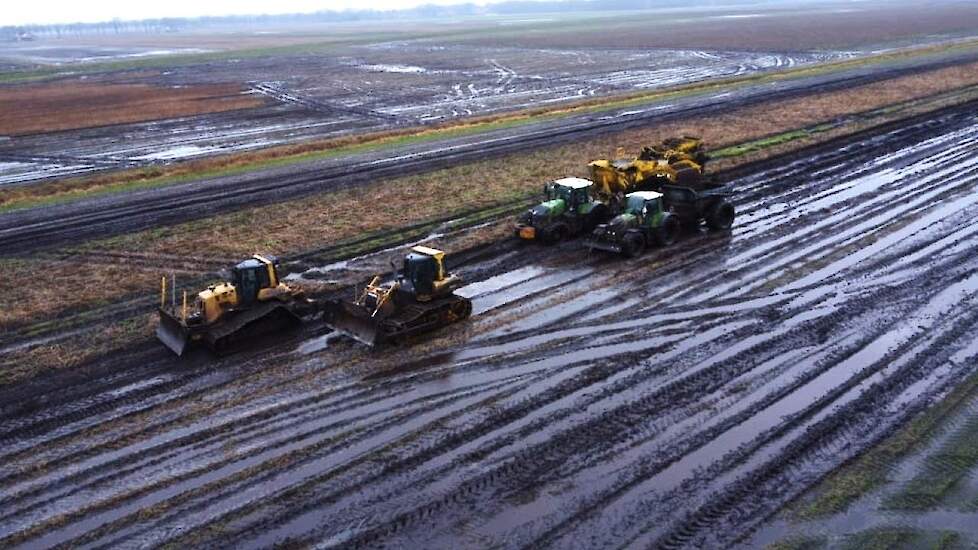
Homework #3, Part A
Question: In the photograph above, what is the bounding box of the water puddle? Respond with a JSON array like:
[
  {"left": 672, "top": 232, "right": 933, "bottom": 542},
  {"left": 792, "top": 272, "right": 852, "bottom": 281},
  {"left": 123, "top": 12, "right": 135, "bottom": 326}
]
[{"left": 296, "top": 332, "right": 343, "bottom": 355}]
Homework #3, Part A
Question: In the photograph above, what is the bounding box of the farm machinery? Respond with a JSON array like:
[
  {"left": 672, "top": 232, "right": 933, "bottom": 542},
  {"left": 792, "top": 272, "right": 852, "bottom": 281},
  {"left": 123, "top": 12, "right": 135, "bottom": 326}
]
[
  {"left": 157, "top": 254, "right": 314, "bottom": 356},
  {"left": 514, "top": 177, "right": 611, "bottom": 243},
  {"left": 157, "top": 247, "right": 472, "bottom": 354},
  {"left": 516, "top": 137, "right": 714, "bottom": 244},
  {"left": 588, "top": 136, "right": 710, "bottom": 200},
  {"left": 321, "top": 246, "right": 472, "bottom": 347},
  {"left": 586, "top": 184, "right": 735, "bottom": 257},
  {"left": 585, "top": 191, "right": 680, "bottom": 257},
  {"left": 155, "top": 137, "right": 730, "bottom": 356}
]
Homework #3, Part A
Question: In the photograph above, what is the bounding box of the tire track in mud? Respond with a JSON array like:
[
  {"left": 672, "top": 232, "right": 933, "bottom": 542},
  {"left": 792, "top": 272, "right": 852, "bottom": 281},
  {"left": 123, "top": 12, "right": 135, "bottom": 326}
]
[{"left": 3, "top": 109, "right": 978, "bottom": 548}]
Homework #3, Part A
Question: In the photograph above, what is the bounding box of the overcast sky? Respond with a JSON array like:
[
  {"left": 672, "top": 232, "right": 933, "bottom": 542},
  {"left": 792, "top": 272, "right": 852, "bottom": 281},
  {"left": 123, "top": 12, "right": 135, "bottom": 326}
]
[{"left": 4, "top": 0, "right": 509, "bottom": 26}]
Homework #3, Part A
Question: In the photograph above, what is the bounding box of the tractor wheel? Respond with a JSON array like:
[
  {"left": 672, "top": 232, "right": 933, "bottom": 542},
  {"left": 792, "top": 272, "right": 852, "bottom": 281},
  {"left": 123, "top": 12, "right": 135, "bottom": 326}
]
[
  {"left": 585, "top": 204, "right": 611, "bottom": 232},
  {"left": 706, "top": 202, "right": 735, "bottom": 231},
  {"left": 622, "top": 233, "right": 646, "bottom": 258},
  {"left": 546, "top": 224, "right": 569, "bottom": 244},
  {"left": 656, "top": 215, "right": 680, "bottom": 246}
]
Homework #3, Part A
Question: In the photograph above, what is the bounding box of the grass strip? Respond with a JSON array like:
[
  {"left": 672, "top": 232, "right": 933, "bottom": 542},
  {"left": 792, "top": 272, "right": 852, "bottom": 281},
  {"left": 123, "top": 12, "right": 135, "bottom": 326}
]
[
  {"left": 883, "top": 414, "right": 978, "bottom": 510},
  {"left": 789, "top": 369, "right": 978, "bottom": 520},
  {"left": 712, "top": 83, "right": 978, "bottom": 160}
]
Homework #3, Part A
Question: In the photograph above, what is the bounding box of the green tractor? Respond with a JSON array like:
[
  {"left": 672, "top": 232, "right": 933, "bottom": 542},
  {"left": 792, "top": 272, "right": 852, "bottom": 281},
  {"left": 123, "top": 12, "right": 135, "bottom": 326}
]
[
  {"left": 585, "top": 191, "right": 681, "bottom": 257},
  {"left": 515, "top": 177, "right": 611, "bottom": 244}
]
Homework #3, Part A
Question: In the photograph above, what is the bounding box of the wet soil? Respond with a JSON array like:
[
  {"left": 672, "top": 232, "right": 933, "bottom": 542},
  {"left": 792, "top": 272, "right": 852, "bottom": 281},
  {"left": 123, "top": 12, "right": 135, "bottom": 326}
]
[{"left": 1, "top": 103, "right": 978, "bottom": 548}]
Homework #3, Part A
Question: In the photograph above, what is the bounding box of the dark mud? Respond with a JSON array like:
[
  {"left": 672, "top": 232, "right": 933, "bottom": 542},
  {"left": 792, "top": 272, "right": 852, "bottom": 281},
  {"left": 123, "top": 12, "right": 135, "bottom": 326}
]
[{"left": 1, "top": 101, "right": 978, "bottom": 548}]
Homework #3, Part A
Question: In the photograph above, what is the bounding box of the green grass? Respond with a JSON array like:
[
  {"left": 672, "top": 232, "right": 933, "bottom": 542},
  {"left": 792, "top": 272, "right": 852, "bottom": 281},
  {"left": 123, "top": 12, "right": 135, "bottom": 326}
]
[
  {"left": 790, "top": 370, "right": 978, "bottom": 520},
  {"left": 883, "top": 414, "right": 978, "bottom": 511},
  {"left": 841, "top": 528, "right": 963, "bottom": 550}
]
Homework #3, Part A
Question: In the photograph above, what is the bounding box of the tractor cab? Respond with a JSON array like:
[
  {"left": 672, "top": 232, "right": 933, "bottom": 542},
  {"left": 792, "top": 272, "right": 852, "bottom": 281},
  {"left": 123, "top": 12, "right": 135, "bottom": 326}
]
[
  {"left": 399, "top": 246, "right": 460, "bottom": 301},
  {"left": 545, "top": 177, "right": 592, "bottom": 209},
  {"left": 623, "top": 191, "right": 665, "bottom": 223}
]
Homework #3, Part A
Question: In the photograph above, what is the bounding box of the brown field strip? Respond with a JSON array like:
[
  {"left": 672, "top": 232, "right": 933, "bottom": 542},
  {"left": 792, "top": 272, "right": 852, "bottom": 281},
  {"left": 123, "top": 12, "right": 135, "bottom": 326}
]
[{"left": 0, "top": 81, "right": 264, "bottom": 136}]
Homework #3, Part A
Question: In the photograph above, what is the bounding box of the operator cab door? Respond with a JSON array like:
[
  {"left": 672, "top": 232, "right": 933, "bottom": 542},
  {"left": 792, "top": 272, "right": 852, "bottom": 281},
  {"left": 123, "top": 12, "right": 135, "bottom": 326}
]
[
  {"left": 235, "top": 266, "right": 260, "bottom": 306},
  {"left": 571, "top": 188, "right": 587, "bottom": 210},
  {"left": 641, "top": 198, "right": 661, "bottom": 225},
  {"left": 404, "top": 254, "right": 437, "bottom": 297}
]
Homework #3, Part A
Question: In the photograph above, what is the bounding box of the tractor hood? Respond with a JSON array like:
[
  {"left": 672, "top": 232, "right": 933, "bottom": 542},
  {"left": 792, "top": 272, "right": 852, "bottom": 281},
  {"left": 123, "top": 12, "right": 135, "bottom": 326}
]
[
  {"left": 608, "top": 213, "right": 638, "bottom": 231},
  {"left": 531, "top": 199, "right": 566, "bottom": 218},
  {"left": 591, "top": 213, "right": 637, "bottom": 240}
]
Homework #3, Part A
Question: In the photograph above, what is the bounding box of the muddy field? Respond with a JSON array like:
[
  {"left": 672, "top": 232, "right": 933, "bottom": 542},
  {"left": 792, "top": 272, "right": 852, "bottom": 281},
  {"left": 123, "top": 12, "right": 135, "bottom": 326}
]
[
  {"left": 0, "top": 82, "right": 264, "bottom": 136},
  {"left": 9, "top": 0, "right": 974, "bottom": 188},
  {"left": 459, "top": 2, "right": 978, "bottom": 52},
  {"left": 0, "top": 44, "right": 856, "bottom": 187},
  {"left": 1, "top": 101, "right": 977, "bottom": 548}
]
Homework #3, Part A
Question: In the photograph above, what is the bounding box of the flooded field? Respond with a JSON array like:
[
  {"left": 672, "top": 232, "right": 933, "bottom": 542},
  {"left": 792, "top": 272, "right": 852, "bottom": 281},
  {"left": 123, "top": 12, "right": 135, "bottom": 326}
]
[
  {"left": 0, "top": 41, "right": 854, "bottom": 187},
  {"left": 1, "top": 103, "right": 977, "bottom": 548},
  {"left": 0, "top": 44, "right": 211, "bottom": 65}
]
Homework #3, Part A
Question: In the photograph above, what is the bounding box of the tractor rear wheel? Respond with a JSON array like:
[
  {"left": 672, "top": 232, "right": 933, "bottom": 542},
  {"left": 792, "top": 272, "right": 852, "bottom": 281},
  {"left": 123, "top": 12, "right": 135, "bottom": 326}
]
[
  {"left": 706, "top": 202, "right": 735, "bottom": 230},
  {"left": 656, "top": 215, "right": 680, "bottom": 246},
  {"left": 622, "top": 233, "right": 646, "bottom": 258},
  {"left": 585, "top": 204, "right": 610, "bottom": 232},
  {"left": 546, "top": 224, "right": 569, "bottom": 244}
]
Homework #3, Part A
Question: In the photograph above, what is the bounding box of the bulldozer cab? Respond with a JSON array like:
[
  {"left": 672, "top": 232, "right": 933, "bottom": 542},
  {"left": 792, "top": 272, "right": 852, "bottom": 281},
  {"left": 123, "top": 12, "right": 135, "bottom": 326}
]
[
  {"left": 231, "top": 255, "right": 280, "bottom": 306},
  {"left": 400, "top": 246, "right": 446, "bottom": 297}
]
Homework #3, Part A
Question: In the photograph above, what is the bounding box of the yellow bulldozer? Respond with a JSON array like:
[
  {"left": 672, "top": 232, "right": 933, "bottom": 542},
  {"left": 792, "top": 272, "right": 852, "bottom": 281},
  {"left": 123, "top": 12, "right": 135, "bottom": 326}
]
[
  {"left": 156, "top": 254, "right": 313, "bottom": 355},
  {"left": 322, "top": 246, "right": 472, "bottom": 347},
  {"left": 588, "top": 136, "right": 710, "bottom": 202}
]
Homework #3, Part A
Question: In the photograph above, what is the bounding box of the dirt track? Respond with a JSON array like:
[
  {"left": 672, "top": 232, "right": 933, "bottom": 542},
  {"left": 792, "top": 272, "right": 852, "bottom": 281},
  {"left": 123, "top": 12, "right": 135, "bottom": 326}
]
[{"left": 1, "top": 102, "right": 977, "bottom": 548}]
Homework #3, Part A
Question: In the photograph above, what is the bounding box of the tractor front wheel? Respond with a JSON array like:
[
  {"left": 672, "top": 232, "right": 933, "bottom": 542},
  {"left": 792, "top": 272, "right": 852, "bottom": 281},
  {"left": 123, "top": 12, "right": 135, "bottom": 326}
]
[{"left": 622, "top": 233, "right": 646, "bottom": 258}]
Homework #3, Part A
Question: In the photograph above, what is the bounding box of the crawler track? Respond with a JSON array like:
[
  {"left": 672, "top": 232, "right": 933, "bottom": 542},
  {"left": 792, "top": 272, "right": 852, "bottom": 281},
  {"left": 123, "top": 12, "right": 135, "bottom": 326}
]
[{"left": 1, "top": 102, "right": 978, "bottom": 548}]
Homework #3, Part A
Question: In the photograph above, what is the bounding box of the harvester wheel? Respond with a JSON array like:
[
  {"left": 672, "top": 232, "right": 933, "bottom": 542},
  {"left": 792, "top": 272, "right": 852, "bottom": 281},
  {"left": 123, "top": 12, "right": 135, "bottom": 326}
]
[
  {"left": 622, "top": 233, "right": 646, "bottom": 258},
  {"left": 707, "top": 202, "right": 735, "bottom": 230}
]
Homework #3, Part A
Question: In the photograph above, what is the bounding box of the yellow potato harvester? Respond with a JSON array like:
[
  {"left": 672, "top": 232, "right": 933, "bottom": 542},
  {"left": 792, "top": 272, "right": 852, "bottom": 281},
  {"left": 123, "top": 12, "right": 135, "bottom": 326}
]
[{"left": 588, "top": 136, "right": 710, "bottom": 201}]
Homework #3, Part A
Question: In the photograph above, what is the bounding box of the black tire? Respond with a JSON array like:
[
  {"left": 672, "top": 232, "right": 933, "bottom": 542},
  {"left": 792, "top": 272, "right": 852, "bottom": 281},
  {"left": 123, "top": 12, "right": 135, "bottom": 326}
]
[
  {"left": 656, "top": 214, "right": 680, "bottom": 246},
  {"left": 706, "top": 202, "right": 735, "bottom": 231},
  {"left": 546, "top": 224, "right": 569, "bottom": 244},
  {"left": 585, "top": 204, "right": 610, "bottom": 232},
  {"left": 622, "top": 233, "right": 646, "bottom": 258}
]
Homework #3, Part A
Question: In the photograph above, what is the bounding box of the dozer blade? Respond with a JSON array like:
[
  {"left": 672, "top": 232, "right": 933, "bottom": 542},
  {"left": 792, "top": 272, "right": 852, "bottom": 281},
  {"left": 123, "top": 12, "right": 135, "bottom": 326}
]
[
  {"left": 322, "top": 300, "right": 382, "bottom": 347},
  {"left": 156, "top": 309, "right": 190, "bottom": 356}
]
